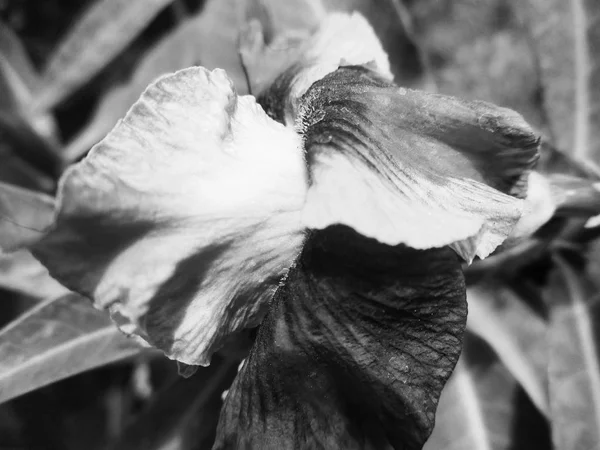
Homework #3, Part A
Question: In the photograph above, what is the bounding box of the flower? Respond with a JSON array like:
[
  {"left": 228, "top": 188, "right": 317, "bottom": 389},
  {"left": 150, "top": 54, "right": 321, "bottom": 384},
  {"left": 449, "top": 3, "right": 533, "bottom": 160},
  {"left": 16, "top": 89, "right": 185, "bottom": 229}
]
[{"left": 25, "top": 12, "right": 539, "bottom": 449}]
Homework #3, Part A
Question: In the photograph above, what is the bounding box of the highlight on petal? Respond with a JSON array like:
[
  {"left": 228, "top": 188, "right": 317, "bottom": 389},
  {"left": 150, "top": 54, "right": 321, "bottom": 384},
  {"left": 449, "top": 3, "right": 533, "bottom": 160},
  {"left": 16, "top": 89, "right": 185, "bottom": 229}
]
[
  {"left": 32, "top": 67, "right": 308, "bottom": 366},
  {"left": 258, "top": 12, "right": 392, "bottom": 124},
  {"left": 214, "top": 226, "right": 467, "bottom": 449},
  {"left": 297, "top": 66, "right": 540, "bottom": 261}
]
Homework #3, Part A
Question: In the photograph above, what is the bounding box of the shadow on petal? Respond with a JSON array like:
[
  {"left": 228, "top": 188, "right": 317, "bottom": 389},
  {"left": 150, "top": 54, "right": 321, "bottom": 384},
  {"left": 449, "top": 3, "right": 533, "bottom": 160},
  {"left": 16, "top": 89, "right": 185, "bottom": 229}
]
[
  {"left": 294, "top": 66, "right": 540, "bottom": 261},
  {"left": 33, "top": 67, "right": 308, "bottom": 366},
  {"left": 214, "top": 226, "right": 467, "bottom": 450}
]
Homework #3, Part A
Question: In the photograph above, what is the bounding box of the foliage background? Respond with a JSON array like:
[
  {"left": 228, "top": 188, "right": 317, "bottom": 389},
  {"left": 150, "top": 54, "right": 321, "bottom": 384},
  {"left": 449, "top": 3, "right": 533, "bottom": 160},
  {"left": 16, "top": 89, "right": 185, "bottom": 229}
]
[{"left": 1, "top": 0, "right": 599, "bottom": 448}]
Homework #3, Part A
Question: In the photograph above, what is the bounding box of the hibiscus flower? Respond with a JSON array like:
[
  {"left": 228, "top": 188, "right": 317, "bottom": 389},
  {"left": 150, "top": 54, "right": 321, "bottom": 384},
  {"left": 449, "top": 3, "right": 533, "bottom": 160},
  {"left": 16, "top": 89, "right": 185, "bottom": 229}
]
[{"left": 19, "top": 12, "right": 539, "bottom": 449}]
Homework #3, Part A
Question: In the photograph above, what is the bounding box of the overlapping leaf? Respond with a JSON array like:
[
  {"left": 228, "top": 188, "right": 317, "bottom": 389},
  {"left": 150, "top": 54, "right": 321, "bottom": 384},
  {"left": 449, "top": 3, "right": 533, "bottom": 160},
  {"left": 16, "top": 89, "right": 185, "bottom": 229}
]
[
  {"left": 547, "top": 254, "right": 600, "bottom": 450},
  {"left": 35, "top": 0, "right": 175, "bottom": 110},
  {"left": 63, "top": 0, "right": 246, "bottom": 162},
  {"left": 527, "top": 0, "right": 600, "bottom": 164},
  {"left": 0, "top": 181, "right": 55, "bottom": 251},
  {"left": 467, "top": 285, "right": 548, "bottom": 415},
  {"left": 0, "top": 293, "right": 145, "bottom": 404},
  {"left": 424, "top": 335, "right": 517, "bottom": 450}
]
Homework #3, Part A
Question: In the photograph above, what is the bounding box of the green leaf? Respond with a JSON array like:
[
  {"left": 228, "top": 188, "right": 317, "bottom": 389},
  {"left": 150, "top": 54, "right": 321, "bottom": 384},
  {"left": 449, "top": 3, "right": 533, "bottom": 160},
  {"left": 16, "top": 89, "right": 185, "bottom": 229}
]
[
  {"left": 0, "top": 293, "right": 144, "bottom": 404},
  {"left": 0, "top": 181, "right": 55, "bottom": 252},
  {"left": 467, "top": 284, "right": 549, "bottom": 416},
  {"left": 424, "top": 335, "right": 518, "bottom": 450},
  {"left": 548, "top": 254, "right": 600, "bottom": 450},
  {"left": 63, "top": 0, "right": 246, "bottom": 162},
  {"left": 0, "top": 249, "right": 68, "bottom": 299},
  {"left": 527, "top": 0, "right": 600, "bottom": 165},
  {"left": 35, "top": 0, "right": 175, "bottom": 110}
]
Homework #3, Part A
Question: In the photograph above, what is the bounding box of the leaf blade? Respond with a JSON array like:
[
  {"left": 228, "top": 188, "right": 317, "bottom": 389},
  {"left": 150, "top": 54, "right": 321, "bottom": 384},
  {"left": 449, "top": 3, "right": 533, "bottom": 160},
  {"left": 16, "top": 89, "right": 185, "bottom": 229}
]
[
  {"left": 527, "top": 0, "right": 600, "bottom": 163},
  {"left": 36, "top": 0, "right": 175, "bottom": 110},
  {"left": 0, "top": 181, "right": 55, "bottom": 251},
  {"left": 0, "top": 293, "right": 144, "bottom": 404},
  {"left": 549, "top": 254, "right": 600, "bottom": 450}
]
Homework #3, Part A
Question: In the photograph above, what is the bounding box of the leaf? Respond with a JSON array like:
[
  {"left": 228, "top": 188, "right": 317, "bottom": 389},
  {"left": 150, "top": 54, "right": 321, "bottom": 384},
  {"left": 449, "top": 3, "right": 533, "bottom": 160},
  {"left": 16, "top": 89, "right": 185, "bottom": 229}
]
[
  {"left": 424, "top": 335, "right": 519, "bottom": 450},
  {"left": 467, "top": 284, "right": 549, "bottom": 416},
  {"left": 0, "top": 19, "right": 39, "bottom": 111},
  {"left": 527, "top": 0, "right": 600, "bottom": 165},
  {"left": 548, "top": 254, "right": 600, "bottom": 450},
  {"left": 0, "top": 20, "right": 62, "bottom": 170},
  {"left": 35, "top": 0, "right": 175, "bottom": 110},
  {"left": 63, "top": 0, "right": 247, "bottom": 162},
  {"left": 107, "top": 356, "right": 239, "bottom": 450},
  {"left": 0, "top": 181, "right": 55, "bottom": 251},
  {"left": 0, "top": 249, "right": 68, "bottom": 299},
  {"left": 0, "top": 293, "right": 145, "bottom": 404}
]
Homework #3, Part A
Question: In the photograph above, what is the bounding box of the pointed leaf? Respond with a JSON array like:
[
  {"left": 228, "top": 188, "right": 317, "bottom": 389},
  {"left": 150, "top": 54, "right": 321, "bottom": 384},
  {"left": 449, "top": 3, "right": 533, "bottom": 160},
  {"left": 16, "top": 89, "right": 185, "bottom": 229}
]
[
  {"left": 0, "top": 181, "right": 55, "bottom": 251},
  {"left": 548, "top": 254, "right": 600, "bottom": 450},
  {"left": 0, "top": 293, "right": 145, "bottom": 404},
  {"left": 36, "top": 0, "right": 175, "bottom": 110},
  {"left": 527, "top": 0, "right": 600, "bottom": 164},
  {"left": 0, "top": 249, "right": 68, "bottom": 299},
  {"left": 63, "top": 0, "right": 246, "bottom": 162},
  {"left": 467, "top": 284, "right": 549, "bottom": 415}
]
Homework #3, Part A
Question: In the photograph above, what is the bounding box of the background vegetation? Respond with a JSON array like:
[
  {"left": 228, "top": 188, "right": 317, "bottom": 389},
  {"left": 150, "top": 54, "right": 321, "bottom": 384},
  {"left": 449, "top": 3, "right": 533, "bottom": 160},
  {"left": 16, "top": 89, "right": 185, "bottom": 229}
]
[{"left": 1, "top": 0, "right": 599, "bottom": 448}]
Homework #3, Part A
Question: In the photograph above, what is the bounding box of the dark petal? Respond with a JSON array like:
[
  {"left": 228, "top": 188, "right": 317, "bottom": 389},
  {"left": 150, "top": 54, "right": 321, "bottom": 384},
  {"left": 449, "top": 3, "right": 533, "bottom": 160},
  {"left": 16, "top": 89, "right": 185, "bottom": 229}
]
[
  {"left": 214, "top": 226, "right": 467, "bottom": 450},
  {"left": 296, "top": 66, "right": 540, "bottom": 261}
]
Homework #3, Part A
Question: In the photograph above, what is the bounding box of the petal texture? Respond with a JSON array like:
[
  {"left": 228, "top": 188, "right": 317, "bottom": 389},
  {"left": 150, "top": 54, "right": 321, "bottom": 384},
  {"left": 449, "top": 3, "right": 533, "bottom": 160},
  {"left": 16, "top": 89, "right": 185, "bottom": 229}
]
[
  {"left": 258, "top": 12, "right": 392, "bottom": 124},
  {"left": 33, "top": 67, "right": 308, "bottom": 365},
  {"left": 214, "top": 226, "right": 467, "bottom": 449},
  {"left": 294, "top": 67, "right": 540, "bottom": 261}
]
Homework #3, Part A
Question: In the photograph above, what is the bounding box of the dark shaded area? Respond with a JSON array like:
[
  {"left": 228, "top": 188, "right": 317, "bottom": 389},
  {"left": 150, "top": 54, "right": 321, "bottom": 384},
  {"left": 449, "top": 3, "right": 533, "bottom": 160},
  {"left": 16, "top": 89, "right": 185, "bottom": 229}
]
[{"left": 215, "top": 226, "right": 467, "bottom": 449}]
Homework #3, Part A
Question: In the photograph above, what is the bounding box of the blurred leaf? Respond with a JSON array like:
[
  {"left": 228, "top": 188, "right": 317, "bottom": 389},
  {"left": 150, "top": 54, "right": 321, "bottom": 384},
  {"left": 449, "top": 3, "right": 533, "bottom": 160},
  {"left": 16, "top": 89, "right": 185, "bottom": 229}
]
[
  {"left": 0, "top": 143, "right": 55, "bottom": 192},
  {"left": 0, "top": 181, "right": 55, "bottom": 252},
  {"left": 548, "top": 174, "right": 600, "bottom": 217},
  {"left": 467, "top": 285, "right": 549, "bottom": 416},
  {"left": 0, "top": 293, "right": 144, "bottom": 404},
  {"left": 407, "top": 0, "right": 543, "bottom": 126},
  {"left": 548, "top": 254, "right": 600, "bottom": 450},
  {"left": 107, "top": 356, "right": 239, "bottom": 450},
  {"left": 0, "top": 20, "right": 62, "bottom": 172},
  {"left": 424, "top": 335, "right": 518, "bottom": 450},
  {"left": 35, "top": 0, "right": 175, "bottom": 110},
  {"left": 0, "top": 19, "right": 39, "bottom": 111},
  {"left": 527, "top": 0, "right": 600, "bottom": 166},
  {"left": 0, "top": 249, "right": 68, "bottom": 299},
  {"left": 64, "top": 0, "right": 246, "bottom": 162}
]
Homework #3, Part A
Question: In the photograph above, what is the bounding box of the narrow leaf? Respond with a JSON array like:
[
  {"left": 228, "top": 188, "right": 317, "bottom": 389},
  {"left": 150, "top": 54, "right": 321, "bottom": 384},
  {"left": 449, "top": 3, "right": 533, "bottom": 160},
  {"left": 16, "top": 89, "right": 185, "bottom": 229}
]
[
  {"left": 107, "top": 356, "right": 239, "bottom": 450},
  {"left": 527, "top": 0, "right": 600, "bottom": 163},
  {"left": 467, "top": 284, "right": 549, "bottom": 416},
  {"left": 63, "top": 0, "right": 246, "bottom": 162},
  {"left": 36, "top": 0, "right": 175, "bottom": 110},
  {"left": 0, "top": 293, "right": 144, "bottom": 404},
  {"left": 0, "top": 181, "right": 55, "bottom": 251},
  {"left": 424, "top": 335, "right": 518, "bottom": 450},
  {"left": 548, "top": 254, "right": 600, "bottom": 450}
]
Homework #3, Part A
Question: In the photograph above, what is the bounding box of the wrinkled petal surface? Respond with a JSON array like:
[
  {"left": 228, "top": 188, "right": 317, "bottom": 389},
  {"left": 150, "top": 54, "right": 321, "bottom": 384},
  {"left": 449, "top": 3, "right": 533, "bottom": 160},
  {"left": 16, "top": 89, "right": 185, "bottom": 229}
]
[
  {"left": 33, "top": 67, "right": 308, "bottom": 365},
  {"left": 258, "top": 12, "right": 392, "bottom": 123},
  {"left": 214, "top": 226, "right": 467, "bottom": 449},
  {"left": 291, "top": 67, "right": 540, "bottom": 261}
]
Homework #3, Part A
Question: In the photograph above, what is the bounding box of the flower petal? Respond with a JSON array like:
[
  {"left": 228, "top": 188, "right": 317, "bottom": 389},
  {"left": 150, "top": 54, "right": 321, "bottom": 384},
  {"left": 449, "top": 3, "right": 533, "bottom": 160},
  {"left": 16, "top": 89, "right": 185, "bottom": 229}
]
[
  {"left": 33, "top": 67, "right": 308, "bottom": 365},
  {"left": 214, "top": 226, "right": 467, "bottom": 449},
  {"left": 258, "top": 12, "right": 392, "bottom": 124},
  {"left": 295, "top": 67, "right": 540, "bottom": 261}
]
